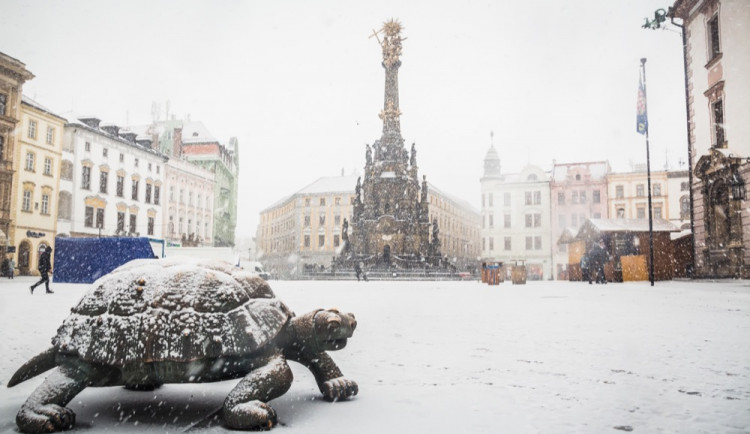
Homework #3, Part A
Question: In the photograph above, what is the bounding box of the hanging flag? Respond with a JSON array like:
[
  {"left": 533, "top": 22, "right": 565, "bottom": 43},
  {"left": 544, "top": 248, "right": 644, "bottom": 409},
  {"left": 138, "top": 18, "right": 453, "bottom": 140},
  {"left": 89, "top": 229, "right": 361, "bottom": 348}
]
[{"left": 637, "top": 71, "right": 648, "bottom": 135}]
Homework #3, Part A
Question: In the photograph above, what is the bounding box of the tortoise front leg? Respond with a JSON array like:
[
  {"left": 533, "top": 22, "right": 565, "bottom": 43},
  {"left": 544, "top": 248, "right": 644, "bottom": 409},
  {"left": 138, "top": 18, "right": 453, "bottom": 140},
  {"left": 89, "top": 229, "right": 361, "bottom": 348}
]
[
  {"left": 222, "top": 352, "right": 293, "bottom": 430},
  {"left": 16, "top": 366, "right": 95, "bottom": 433},
  {"left": 288, "top": 351, "right": 358, "bottom": 401}
]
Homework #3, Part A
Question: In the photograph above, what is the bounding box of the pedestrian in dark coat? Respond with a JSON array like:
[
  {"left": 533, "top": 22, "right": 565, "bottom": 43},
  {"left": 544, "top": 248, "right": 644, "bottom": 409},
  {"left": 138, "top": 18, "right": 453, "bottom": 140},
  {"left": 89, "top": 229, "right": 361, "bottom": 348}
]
[
  {"left": 587, "top": 240, "right": 608, "bottom": 284},
  {"left": 30, "top": 246, "right": 53, "bottom": 294}
]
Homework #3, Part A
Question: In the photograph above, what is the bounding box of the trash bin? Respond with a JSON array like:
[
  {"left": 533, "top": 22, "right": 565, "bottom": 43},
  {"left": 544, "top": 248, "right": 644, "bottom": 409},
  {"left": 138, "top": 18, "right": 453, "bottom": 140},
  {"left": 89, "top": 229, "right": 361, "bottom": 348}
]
[{"left": 511, "top": 260, "right": 526, "bottom": 285}]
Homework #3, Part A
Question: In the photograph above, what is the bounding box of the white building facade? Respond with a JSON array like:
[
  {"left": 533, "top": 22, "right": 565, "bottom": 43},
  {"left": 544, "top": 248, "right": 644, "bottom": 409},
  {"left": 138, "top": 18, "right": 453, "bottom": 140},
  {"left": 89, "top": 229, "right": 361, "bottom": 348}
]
[
  {"left": 58, "top": 117, "right": 167, "bottom": 239},
  {"left": 481, "top": 145, "right": 553, "bottom": 280}
]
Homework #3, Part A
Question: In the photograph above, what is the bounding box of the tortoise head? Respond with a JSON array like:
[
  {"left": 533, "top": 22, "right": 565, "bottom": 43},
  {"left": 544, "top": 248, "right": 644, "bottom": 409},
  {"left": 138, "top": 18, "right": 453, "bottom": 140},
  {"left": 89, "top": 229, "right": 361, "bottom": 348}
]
[{"left": 291, "top": 308, "right": 357, "bottom": 352}]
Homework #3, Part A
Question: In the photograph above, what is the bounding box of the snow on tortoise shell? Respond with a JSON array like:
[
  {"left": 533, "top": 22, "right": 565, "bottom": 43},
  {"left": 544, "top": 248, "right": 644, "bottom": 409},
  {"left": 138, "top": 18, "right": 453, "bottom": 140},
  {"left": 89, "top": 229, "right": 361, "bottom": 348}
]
[{"left": 52, "top": 257, "right": 292, "bottom": 366}]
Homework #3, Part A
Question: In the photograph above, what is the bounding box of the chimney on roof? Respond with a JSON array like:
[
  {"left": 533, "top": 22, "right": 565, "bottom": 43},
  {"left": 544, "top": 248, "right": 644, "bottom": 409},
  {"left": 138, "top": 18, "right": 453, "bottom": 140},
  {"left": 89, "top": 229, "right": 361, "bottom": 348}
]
[
  {"left": 101, "top": 125, "right": 120, "bottom": 136},
  {"left": 79, "top": 117, "right": 101, "bottom": 129}
]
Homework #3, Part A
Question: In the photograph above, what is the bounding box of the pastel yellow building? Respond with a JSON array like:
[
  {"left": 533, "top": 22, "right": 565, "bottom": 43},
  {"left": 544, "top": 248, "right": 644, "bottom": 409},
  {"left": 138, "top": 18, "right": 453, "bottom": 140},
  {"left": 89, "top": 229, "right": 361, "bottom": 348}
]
[{"left": 8, "top": 96, "right": 65, "bottom": 275}]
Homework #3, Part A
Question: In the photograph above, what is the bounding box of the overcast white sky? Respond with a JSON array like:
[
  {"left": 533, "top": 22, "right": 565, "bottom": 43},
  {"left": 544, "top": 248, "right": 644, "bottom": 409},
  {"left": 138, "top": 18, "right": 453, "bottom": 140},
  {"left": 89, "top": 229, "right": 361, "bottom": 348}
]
[{"left": 1, "top": 0, "right": 687, "bottom": 239}]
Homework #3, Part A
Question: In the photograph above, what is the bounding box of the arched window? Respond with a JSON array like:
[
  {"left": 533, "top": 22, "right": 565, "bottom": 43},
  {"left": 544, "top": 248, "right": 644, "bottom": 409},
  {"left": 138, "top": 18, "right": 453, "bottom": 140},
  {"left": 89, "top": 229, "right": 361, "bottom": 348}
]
[{"left": 680, "top": 195, "right": 690, "bottom": 220}]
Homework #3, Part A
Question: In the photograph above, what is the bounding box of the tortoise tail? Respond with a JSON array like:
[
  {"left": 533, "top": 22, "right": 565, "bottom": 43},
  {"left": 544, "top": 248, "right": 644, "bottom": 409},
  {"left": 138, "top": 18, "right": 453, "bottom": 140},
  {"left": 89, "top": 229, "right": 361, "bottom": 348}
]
[{"left": 7, "top": 347, "right": 57, "bottom": 387}]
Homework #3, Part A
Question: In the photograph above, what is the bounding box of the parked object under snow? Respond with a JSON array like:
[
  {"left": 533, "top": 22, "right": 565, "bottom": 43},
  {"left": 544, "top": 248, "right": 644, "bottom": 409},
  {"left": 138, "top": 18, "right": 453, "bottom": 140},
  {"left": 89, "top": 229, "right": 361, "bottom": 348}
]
[{"left": 7, "top": 257, "right": 358, "bottom": 432}]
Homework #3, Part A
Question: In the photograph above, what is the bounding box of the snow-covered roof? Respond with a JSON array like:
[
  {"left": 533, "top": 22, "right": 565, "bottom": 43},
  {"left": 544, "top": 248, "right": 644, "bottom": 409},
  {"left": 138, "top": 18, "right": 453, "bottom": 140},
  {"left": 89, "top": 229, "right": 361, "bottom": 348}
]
[
  {"left": 181, "top": 121, "right": 218, "bottom": 144},
  {"left": 584, "top": 218, "right": 680, "bottom": 233},
  {"left": 296, "top": 175, "right": 359, "bottom": 195},
  {"left": 21, "top": 95, "right": 67, "bottom": 121}
]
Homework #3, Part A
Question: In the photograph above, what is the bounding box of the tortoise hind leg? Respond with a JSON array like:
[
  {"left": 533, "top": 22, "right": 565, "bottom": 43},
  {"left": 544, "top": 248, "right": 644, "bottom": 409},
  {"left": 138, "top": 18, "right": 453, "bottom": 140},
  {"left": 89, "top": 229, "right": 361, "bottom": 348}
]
[
  {"left": 16, "top": 366, "right": 91, "bottom": 433},
  {"left": 222, "top": 352, "right": 293, "bottom": 430}
]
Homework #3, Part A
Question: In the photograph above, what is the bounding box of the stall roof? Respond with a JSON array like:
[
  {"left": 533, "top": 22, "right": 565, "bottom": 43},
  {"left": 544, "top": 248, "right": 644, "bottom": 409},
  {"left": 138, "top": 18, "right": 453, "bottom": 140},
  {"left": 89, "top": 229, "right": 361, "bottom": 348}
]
[{"left": 576, "top": 218, "right": 680, "bottom": 240}]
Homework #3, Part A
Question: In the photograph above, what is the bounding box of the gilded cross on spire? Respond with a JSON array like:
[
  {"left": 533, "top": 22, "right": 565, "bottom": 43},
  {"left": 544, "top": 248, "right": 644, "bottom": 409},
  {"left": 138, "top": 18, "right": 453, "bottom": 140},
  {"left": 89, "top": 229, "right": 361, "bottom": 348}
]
[{"left": 370, "top": 19, "right": 406, "bottom": 69}]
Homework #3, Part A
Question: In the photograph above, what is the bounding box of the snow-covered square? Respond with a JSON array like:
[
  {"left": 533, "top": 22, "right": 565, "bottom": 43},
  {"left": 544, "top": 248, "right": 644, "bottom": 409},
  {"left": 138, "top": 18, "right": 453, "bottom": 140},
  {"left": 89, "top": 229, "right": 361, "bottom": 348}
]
[{"left": 1, "top": 276, "right": 749, "bottom": 433}]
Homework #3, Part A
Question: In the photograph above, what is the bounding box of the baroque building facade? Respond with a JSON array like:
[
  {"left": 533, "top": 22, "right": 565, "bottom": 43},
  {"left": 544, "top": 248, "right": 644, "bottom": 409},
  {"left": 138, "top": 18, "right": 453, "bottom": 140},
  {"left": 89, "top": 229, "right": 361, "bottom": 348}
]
[
  {"left": 58, "top": 116, "right": 167, "bottom": 241},
  {"left": 670, "top": 0, "right": 750, "bottom": 277},
  {"left": 0, "top": 52, "right": 34, "bottom": 254},
  {"left": 481, "top": 144, "right": 553, "bottom": 280},
  {"left": 8, "top": 97, "right": 65, "bottom": 275},
  {"left": 607, "top": 168, "right": 690, "bottom": 228}
]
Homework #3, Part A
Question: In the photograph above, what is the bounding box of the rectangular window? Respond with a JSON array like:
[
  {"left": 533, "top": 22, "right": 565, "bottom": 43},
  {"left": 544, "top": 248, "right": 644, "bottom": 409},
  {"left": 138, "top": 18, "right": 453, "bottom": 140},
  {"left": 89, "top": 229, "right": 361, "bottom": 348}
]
[
  {"left": 579, "top": 191, "right": 586, "bottom": 204},
  {"left": 713, "top": 99, "right": 725, "bottom": 147},
  {"left": 96, "top": 208, "right": 105, "bottom": 229},
  {"left": 305, "top": 198, "right": 311, "bottom": 206},
  {"left": 25, "top": 152, "right": 34, "bottom": 171},
  {"left": 132, "top": 179, "right": 139, "bottom": 200},
  {"left": 99, "top": 171, "right": 108, "bottom": 194},
  {"left": 0, "top": 94, "right": 6, "bottom": 116},
  {"left": 488, "top": 193, "right": 494, "bottom": 207},
  {"left": 481, "top": 194, "right": 485, "bottom": 207},
  {"left": 22, "top": 190, "right": 32, "bottom": 211},
  {"left": 593, "top": 190, "right": 601, "bottom": 204},
  {"left": 319, "top": 198, "right": 326, "bottom": 206},
  {"left": 534, "top": 213, "right": 541, "bottom": 227},
  {"left": 708, "top": 14, "right": 720, "bottom": 60},
  {"left": 504, "top": 237, "right": 511, "bottom": 250},
  {"left": 102, "top": 148, "right": 108, "bottom": 157},
  {"left": 117, "top": 212, "right": 125, "bottom": 232},
  {"left": 84, "top": 206, "right": 94, "bottom": 227},
  {"left": 533, "top": 191, "right": 541, "bottom": 205},
  {"left": 617, "top": 208, "right": 625, "bottom": 218},
  {"left": 525, "top": 214, "right": 533, "bottom": 228},
  {"left": 334, "top": 234, "right": 340, "bottom": 247},
  {"left": 636, "top": 184, "right": 645, "bottom": 197},
  {"left": 154, "top": 186, "right": 160, "bottom": 205},
  {"left": 304, "top": 215, "right": 311, "bottom": 226},
  {"left": 46, "top": 127, "right": 54, "bottom": 145},
  {"left": 134, "top": 158, "right": 139, "bottom": 167},
  {"left": 129, "top": 214, "right": 137, "bottom": 233},
  {"left": 319, "top": 215, "right": 326, "bottom": 225},
  {"left": 653, "top": 183, "right": 661, "bottom": 197},
  {"left": 304, "top": 235, "right": 310, "bottom": 248},
  {"left": 489, "top": 237, "right": 494, "bottom": 251},
  {"left": 116, "top": 176, "right": 124, "bottom": 197},
  {"left": 504, "top": 214, "right": 511, "bottom": 228},
  {"left": 84, "top": 141, "right": 91, "bottom": 152},
  {"left": 334, "top": 215, "right": 341, "bottom": 226},
  {"left": 28, "top": 120, "right": 37, "bottom": 139},
  {"left": 534, "top": 236, "right": 542, "bottom": 250},
  {"left": 119, "top": 153, "right": 124, "bottom": 162},
  {"left": 571, "top": 191, "right": 579, "bottom": 204},
  {"left": 148, "top": 217, "right": 154, "bottom": 236},
  {"left": 616, "top": 185, "right": 624, "bottom": 199},
  {"left": 319, "top": 235, "right": 325, "bottom": 247},
  {"left": 488, "top": 214, "right": 494, "bottom": 228},
  {"left": 525, "top": 192, "right": 532, "bottom": 205},
  {"left": 145, "top": 184, "right": 152, "bottom": 204},
  {"left": 41, "top": 194, "right": 49, "bottom": 215},
  {"left": 525, "top": 236, "right": 533, "bottom": 250},
  {"left": 654, "top": 206, "right": 663, "bottom": 219},
  {"left": 44, "top": 157, "right": 52, "bottom": 175},
  {"left": 335, "top": 197, "right": 341, "bottom": 205},
  {"left": 681, "top": 182, "right": 689, "bottom": 191},
  {"left": 504, "top": 192, "right": 510, "bottom": 206},
  {"left": 637, "top": 207, "right": 646, "bottom": 218},
  {"left": 558, "top": 192, "right": 565, "bottom": 205},
  {"left": 82, "top": 166, "right": 91, "bottom": 190}
]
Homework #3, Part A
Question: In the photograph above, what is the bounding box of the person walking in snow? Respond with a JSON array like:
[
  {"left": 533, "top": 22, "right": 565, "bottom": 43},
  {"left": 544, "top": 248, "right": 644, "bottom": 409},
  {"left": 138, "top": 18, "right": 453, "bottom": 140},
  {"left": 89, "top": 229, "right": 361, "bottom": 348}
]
[
  {"left": 30, "top": 246, "right": 53, "bottom": 294},
  {"left": 6, "top": 256, "right": 15, "bottom": 279}
]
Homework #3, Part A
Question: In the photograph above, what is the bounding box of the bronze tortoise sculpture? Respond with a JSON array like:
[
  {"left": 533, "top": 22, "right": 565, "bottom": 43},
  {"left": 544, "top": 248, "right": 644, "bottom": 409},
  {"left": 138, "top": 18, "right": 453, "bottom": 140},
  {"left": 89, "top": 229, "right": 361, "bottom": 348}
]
[{"left": 8, "top": 258, "right": 357, "bottom": 432}]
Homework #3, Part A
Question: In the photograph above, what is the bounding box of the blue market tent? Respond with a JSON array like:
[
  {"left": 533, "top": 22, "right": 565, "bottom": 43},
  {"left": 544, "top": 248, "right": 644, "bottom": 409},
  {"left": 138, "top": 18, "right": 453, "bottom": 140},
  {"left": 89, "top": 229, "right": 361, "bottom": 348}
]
[{"left": 53, "top": 237, "right": 156, "bottom": 284}]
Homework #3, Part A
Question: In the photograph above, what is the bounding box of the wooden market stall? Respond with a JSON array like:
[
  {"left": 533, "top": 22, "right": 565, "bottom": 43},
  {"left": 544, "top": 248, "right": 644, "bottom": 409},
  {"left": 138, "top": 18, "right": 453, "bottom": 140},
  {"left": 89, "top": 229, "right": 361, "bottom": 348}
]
[{"left": 568, "top": 218, "right": 681, "bottom": 282}]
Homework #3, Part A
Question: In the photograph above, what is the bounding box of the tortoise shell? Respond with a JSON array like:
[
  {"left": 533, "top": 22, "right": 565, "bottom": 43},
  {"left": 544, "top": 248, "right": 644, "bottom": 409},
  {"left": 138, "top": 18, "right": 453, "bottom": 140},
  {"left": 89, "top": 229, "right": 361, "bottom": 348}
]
[{"left": 52, "top": 258, "right": 292, "bottom": 366}]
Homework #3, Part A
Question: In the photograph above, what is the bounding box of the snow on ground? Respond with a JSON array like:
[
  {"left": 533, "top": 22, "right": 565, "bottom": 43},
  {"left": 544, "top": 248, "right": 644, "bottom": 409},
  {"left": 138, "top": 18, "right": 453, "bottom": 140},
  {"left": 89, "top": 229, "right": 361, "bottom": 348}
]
[{"left": 1, "top": 276, "right": 749, "bottom": 433}]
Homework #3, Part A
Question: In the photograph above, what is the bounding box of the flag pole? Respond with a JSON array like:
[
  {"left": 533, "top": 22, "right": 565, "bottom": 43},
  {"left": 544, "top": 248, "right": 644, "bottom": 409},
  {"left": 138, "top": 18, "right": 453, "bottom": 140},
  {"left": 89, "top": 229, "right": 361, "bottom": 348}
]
[{"left": 641, "top": 58, "right": 655, "bottom": 286}]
